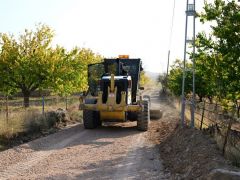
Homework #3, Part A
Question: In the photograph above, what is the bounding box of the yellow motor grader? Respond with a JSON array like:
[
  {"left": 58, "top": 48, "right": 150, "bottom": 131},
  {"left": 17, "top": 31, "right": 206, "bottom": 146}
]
[{"left": 79, "top": 55, "right": 155, "bottom": 131}]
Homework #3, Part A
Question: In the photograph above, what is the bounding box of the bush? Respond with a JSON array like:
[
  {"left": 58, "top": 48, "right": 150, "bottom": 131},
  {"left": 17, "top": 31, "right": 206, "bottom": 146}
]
[{"left": 24, "top": 110, "right": 62, "bottom": 133}]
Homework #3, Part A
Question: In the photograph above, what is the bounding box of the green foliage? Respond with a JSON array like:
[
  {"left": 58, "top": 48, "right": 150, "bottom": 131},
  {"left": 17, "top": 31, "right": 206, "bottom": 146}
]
[
  {"left": 168, "top": 0, "right": 240, "bottom": 112},
  {"left": 168, "top": 60, "right": 184, "bottom": 96},
  {"left": 49, "top": 47, "right": 102, "bottom": 96},
  {"left": 197, "top": 0, "right": 240, "bottom": 102},
  {"left": 161, "top": 67, "right": 205, "bottom": 97},
  {"left": 140, "top": 71, "right": 150, "bottom": 86},
  {"left": 0, "top": 24, "right": 56, "bottom": 106},
  {"left": 0, "top": 24, "right": 102, "bottom": 106}
]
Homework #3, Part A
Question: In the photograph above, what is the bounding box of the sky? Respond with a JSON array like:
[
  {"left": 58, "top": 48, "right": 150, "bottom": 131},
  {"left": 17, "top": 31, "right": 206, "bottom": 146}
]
[{"left": 0, "top": 0, "right": 208, "bottom": 73}]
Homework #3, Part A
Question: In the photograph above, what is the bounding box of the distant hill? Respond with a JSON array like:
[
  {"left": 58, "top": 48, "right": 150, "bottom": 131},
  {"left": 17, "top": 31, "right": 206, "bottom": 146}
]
[{"left": 145, "top": 71, "right": 160, "bottom": 82}]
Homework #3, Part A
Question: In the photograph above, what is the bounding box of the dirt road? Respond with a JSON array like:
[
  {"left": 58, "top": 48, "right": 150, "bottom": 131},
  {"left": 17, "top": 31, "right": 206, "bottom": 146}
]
[{"left": 0, "top": 89, "right": 168, "bottom": 179}]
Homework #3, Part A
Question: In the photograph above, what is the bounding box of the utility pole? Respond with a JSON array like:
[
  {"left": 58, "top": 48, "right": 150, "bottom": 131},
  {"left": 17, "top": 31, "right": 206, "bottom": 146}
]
[
  {"left": 181, "top": 0, "right": 196, "bottom": 128},
  {"left": 166, "top": 50, "right": 170, "bottom": 77},
  {"left": 165, "top": 50, "right": 170, "bottom": 91}
]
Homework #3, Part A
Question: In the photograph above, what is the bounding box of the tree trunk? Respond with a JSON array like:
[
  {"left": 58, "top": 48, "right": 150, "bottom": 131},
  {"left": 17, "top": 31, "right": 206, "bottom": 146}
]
[{"left": 22, "top": 90, "right": 31, "bottom": 108}]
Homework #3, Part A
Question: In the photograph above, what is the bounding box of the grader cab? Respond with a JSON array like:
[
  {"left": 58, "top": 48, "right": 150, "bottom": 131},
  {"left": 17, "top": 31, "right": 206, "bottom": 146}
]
[{"left": 79, "top": 55, "right": 151, "bottom": 131}]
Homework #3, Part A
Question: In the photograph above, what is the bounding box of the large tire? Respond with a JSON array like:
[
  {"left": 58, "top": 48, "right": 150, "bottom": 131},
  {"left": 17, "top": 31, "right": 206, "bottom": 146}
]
[
  {"left": 83, "top": 110, "right": 98, "bottom": 129},
  {"left": 137, "top": 100, "right": 150, "bottom": 131},
  {"left": 143, "top": 95, "right": 151, "bottom": 108},
  {"left": 83, "top": 98, "right": 101, "bottom": 129}
]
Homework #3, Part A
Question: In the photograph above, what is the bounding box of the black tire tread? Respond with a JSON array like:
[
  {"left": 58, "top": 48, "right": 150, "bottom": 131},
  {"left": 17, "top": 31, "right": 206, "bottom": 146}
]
[
  {"left": 83, "top": 110, "right": 97, "bottom": 129},
  {"left": 137, "top": 100, "right": 150, "bottom": 131}
]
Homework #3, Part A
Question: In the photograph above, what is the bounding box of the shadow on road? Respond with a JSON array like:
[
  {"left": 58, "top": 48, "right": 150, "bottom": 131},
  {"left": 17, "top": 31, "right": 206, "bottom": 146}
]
[{"left": 22, "top": 122, "right": 141, "bottom": 152}]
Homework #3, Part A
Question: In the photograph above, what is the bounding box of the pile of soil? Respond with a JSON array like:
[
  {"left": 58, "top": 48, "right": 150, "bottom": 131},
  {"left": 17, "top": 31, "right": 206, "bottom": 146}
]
[
  {"left": 147, "top": 94, "right": 240, "bottom": 179},
  {"left": 160, "top": 126, "right": 218, "bottom": 178},
  {"left": 156, "top": 120, "right": 240, "bottom": 179}
]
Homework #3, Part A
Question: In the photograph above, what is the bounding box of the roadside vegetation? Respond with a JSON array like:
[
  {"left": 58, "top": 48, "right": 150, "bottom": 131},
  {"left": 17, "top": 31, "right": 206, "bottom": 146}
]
[
  {"left": 0, "top": 97, "right": 82, "bottom": 151},
  {"left": 166, "top": 0, "right": 240, "bottom": 116},
  {"left": 0, "top": 24, "right": 101, "bottom": 149}
]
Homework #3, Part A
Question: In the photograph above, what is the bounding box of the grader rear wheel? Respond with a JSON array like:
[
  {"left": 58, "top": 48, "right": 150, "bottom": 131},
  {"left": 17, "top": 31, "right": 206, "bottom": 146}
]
[
  {"left": 137, "top": 100, "right": 150, "bottom": 131},
  {"left": 83, "top": 110, "right": 98, "bottom": 129}
]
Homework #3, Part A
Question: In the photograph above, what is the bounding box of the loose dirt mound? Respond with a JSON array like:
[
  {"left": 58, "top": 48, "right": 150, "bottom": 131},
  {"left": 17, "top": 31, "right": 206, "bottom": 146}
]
[
  {"left": 149, "top": 92, "right": 240, "bottom": 179},
  {"left": 159, "top": 123, "right": 240, "bottom": 179}
]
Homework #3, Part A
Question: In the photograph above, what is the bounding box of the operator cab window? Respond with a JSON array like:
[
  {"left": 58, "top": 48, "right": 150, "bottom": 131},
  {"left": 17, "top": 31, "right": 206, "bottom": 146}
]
[{"left": 106, "top": 62, "right": 118, "bottom": 75}]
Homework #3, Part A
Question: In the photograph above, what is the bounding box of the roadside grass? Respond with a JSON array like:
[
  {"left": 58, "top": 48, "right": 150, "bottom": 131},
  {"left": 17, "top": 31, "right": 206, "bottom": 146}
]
[{"left": 0, "top": 100, "right": 81, "bottom": 151}]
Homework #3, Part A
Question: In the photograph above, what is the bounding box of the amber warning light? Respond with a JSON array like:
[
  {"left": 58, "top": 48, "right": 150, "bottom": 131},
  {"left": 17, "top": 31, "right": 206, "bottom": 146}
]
[{"left": 118, "top": 55, "right": 129, "bottom": 59}]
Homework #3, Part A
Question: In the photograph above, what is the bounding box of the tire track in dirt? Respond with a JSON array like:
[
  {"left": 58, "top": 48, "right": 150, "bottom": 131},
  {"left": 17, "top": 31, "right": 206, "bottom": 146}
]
[
  {"left": 113, "top": 133, "right": 165, "bottom": 179},
  {"left": 0, "top": 130, "right": 87, "bottom": 179}
]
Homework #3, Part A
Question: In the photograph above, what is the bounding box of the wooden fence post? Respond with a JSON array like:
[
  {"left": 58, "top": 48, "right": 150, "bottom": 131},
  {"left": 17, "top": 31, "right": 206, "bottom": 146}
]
[
  {"left": 6, "top": 96, "right": 9, "bottom": 125},
  {"left": 65, "top": 97, "right": 68, "bottom": 110},
  {"left": 42, "top": 96, "right": 45, "bottom": 114},
  {"left": 214, "top": 102, "right": 218, "bottom": 121},
  {"left": 222, "top": 117, "right": 233, "bottom": 155},
  {"left": 200, "top": 100, "right": 206, "bottom": 130}
]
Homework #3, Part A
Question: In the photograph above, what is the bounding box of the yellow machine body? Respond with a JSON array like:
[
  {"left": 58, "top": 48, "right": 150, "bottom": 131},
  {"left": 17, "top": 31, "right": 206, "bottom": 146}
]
[
  {"left": 80, "top": 74, "right": 142, "bottom": 122},
  {"left": 100, "top": 111, "right": 125, "bottom": 121}
]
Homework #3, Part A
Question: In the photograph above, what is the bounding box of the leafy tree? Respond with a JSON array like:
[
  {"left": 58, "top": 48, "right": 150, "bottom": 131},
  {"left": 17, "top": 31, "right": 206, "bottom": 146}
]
[
  {"left": 196, "top": 0, "right": 240, "bottom": 111},
  {"left": 168, "top": 59, "right": 192, "bottom": 97},
  {"left": 50, "top": 47, "right": 102, "bottom": 96},
  {"left": 0, "top": 24, "right": 55, "bottom": 107},
  {"left": 194, "top": 52, "right": 216, "bottom": 102},
  {"left": 166, "top": 0, "right": 239, "bottom": 114},
  {"left": 168, "top": 59, "right": 213, "bottom": 102},
  {"left": 0, "top": 34, "right": 18, "bottom": 96},
  {"left": 0, "top": 25, "right": 102, "bottom": 107}
]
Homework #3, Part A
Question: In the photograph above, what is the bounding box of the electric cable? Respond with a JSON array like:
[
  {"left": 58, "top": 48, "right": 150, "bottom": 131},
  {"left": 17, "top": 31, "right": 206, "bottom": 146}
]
[{"left": 168, "top": 0, "right": 176, "bottom": 50}]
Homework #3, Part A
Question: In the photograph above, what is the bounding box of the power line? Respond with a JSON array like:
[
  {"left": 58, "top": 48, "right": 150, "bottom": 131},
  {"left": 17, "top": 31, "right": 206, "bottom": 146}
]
[
  {"left": 168, "top": 0, "right": 176, "bottom": 50},
  {"left": 166, "top": 0, "right": 176, "bottom": 83}
]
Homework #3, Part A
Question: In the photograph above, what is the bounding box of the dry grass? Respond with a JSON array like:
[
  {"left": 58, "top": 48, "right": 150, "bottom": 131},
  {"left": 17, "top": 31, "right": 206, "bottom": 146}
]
[
  {"left": 0, "top": 98, "right": 81, "bottom": 150},
  {"left": 0, "top": 110, "right": 26, "bottom": 138}
]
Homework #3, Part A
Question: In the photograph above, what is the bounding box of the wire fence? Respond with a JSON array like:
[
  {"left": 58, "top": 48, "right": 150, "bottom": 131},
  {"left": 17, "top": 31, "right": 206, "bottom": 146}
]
[
  {"left": 0, "top": 96, "right": 80, "bottom": 139},
  {"left": 170, "top": 96, "right": 240, "bottom": 166}
]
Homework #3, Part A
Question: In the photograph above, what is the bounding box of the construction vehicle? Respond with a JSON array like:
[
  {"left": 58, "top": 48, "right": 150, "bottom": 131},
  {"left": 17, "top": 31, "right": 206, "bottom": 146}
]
[{"left": 79, "top": 55, "right": 152, "bottom": 131}]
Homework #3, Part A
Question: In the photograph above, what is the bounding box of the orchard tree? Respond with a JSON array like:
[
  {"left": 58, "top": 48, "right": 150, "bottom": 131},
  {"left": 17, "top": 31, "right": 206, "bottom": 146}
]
[
  {"left": 168, "top": 59, "right": 192, "bottom": 96},
  {"left": 0, "top": 34, "right": 18, "bottom": 96},
  {"left": 168, "top": 59, "right": 212, "bottom": 101},
  {"left": 0, "top": 25, "right": 103, "bottom": 107},
  {"left": 0, "top": 24, "right": 55, "bottom": 107},
  {"left": 196, "top": 0, "right": 240, "bottom": 108},
  {"left": 50, "top": 47, "right": 102, "bottom": 96}
]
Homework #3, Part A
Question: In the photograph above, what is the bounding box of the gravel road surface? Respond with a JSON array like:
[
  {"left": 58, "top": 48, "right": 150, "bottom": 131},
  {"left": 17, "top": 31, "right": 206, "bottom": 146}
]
[{"left": 0, "top": 89, "right": 167, "bottom": 179}]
